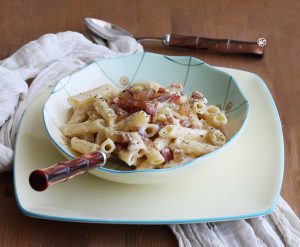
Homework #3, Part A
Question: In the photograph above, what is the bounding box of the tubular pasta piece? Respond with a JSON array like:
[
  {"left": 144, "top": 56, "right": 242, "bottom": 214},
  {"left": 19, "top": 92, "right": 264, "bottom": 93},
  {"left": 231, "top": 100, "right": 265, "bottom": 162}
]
[
  {"left": 208, "top": 129, "right": 226, "bottom": 146},
  {"left": 159, "top": 125, "right": 207, "bottom": 141},
  {"left": 189, "top": 113, "right": 204, "bottom": 129},
  {"left": 170, "top": 138, "right": 218, "bottom": 156},
  {"left": 202, "top": 105, "right": 220, "bottom": 120},
  {"left": 210, "top": 112, "right": 228, "bottom": 128},
  {"left": 68, "top": 108, "right": 88, "bottom": 124},
  {"left": 93, "top": 97, "right": 117, "bottom": 126},
  {"left": 131, "top": 81, "right": 161, "bottom": 91},
  {"left": 62, "top": 119, "right": 106, "bottom": 137},
  {"left": 95, "top": 128, "right": 107, "bottom": 145},
  {"left": 118, "top": 150, "right": 139, "bottom": 166},
  {"left": 192, "top": 100, "right": 206, "bottom": 114},
  {"left": 71, "top": 137, "right": 99, "bottom": 154},
  {"left": 100, "top": 138, "right": 116, "bottom": 154},
  {"left": 86, "top": 108, "right": 102, "bottom": 121},
  {"left": 114, "top": 111, "right": 149, "bottom": 131},
  {"left": 79, "top": 133, "right": 95, "bottom": 143},
  {"left": 68, "top": 84, "right": 118, "bottom": 107},
  {"left": 153, "top": 137, "right": 169, "bottom": 151},
  {"left": 129, "top": 85, "right": 144, "bottom": 93},
  {"left": 173, "top": 149, "right": 185, "bottom": 162},
  {"left": 156, "top": 113, "right": 167, "bottom": 122},
  {"left": 144, "top": 148, "right": 165, "bottom": 165},
  {"left": 157, "top": 104, "right": 187, "bottom": 120},
  {"left": 144, "top": 124, "right": 159, "bottom": 138},
  {"left": 127, "top": 133, "right": 146, "bottom": 151}
]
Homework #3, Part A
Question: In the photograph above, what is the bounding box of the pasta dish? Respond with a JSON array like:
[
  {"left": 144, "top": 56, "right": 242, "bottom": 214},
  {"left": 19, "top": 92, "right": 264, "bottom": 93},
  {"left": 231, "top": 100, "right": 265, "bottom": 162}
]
[{"left": 62, "top": 81, "right": 227, "bottom": 169}]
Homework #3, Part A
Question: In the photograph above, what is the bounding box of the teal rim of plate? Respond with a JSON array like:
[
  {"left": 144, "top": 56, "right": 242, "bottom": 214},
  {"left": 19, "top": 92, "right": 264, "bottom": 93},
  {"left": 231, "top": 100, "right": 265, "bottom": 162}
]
[
  {"left": 13, "top": 67, "right": 284, "bottom": 224},
  {"left": 42, "top": 52, "right": 250, "bottom": 174}
]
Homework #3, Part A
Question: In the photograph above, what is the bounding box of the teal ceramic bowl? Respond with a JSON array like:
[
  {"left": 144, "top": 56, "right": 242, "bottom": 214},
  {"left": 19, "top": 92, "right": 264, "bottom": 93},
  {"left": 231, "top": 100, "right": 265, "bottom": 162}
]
[{"left": 43, "top": 52, "right": 249, "bottom": 184}]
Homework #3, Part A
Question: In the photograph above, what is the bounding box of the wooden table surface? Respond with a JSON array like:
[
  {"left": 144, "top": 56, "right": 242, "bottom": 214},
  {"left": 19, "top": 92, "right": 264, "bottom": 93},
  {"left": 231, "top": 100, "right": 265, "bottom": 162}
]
[{"left": 1, "top": 0, "right": 299, "bottom": 246}]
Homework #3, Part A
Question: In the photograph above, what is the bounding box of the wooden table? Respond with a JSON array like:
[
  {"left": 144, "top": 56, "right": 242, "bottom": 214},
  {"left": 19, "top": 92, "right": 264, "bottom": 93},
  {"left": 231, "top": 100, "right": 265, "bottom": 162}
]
[{"left": 1, "top": 0, "right": 299, "bottom": 246}]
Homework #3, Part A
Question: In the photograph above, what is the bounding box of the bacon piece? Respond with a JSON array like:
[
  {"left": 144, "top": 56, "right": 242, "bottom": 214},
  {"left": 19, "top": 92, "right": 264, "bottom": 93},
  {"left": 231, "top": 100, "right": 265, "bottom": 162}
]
[
  {"left": 130, "top": 101, "right": 156, "bottom": 116},
  {"left": 173, "top": 149, "right": 184, "bottom": 162},
  {"left": 162, "top": 119, "right": 169, "bottom": 126},
  {"left": 170, "top": 82, "right": 183, "bottom": 90},
  {"left": 179, "top": 119, "right": 190, "bottom": 127},
  {"left": 116, "top": 109, "right": 129, "bottom": 122},
  {"left": 154, "top": 92, "right": 171, "bottom": 102},
  {"left": 115, "top": 134, "right": 131, "bottom": 144},
  {"left": 179, "top": 103, "right": 191, "bottom": 117},
  {"left": 115, "top": 143, "right": 129, "bottom": 152},
  {"left": 113, "top": 87, "right": 164, "bottom": 118},
  {"left": 157, "top": 87, "right": 167, "bottom": 93},
  {"left": 162, "top": 116, "right": 171, "bottom": 126},
  {"left": 160, "top": 147, "right": 173, "bottom": 162},
  {"left": 191, "top": 91, "right": 204, "bottom": 99},
  {"left": 143, "top": 102, "right": 156, "bottom": 116},
  {"left": 117, "top": 90, "right": 134, "bottom": 111},
  {"left": 109, "top": 97, "right": 120, "bottom": 105},
  {"left": 110, "top": 103, "right": 129, "bottom": 122},
  {"left": 169, "top": 92, "right": 181, "bottom": 103},
  {"left": 133, "top": 88, "right": 156, "bottom": 101}
]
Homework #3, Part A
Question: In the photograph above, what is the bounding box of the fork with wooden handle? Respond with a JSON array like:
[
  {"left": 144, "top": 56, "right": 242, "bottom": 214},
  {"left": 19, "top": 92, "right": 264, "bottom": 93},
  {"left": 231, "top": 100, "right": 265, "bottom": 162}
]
[{"left": 29, "top": 151, "right": 106, "bottom": 191}]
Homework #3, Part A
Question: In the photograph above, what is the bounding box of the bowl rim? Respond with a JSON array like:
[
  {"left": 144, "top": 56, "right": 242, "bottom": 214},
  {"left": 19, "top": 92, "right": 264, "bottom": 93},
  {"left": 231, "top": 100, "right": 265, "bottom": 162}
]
[{"left": 42, "top": 52, "right": 250, "bottom": 174}]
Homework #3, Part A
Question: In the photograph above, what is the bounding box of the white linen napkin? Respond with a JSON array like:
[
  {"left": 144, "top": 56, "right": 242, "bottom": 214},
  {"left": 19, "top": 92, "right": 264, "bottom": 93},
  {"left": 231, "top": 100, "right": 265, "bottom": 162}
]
[{"left": 0, "top": 31, "right": 299, "bottom": 246}]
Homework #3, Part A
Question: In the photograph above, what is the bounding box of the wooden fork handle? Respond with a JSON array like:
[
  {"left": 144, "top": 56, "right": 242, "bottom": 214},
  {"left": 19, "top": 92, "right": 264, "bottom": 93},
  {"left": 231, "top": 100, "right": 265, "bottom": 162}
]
[
  {"left": 29, "top": 151, "right": 106, "bottom": 191},
  {"left": 166, "top": 34, "right": 264, "bottom": 57}
]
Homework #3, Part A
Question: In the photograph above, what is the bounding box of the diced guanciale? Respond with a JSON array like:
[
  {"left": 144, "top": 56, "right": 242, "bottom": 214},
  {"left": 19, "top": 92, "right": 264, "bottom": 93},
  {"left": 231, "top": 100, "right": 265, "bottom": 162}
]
[{"left": 160, "top": 147, "right": 173, "bottom": 162}]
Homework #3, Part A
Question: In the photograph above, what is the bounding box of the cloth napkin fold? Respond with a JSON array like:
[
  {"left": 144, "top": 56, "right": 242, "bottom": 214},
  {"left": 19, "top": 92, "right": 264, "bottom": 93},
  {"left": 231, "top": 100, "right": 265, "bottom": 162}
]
[
  {"left": 0, "top": 32, "right": 142, "bottom": 171},
  {"left": 0, "top": 31, "right": 299, "bottom": 247}
]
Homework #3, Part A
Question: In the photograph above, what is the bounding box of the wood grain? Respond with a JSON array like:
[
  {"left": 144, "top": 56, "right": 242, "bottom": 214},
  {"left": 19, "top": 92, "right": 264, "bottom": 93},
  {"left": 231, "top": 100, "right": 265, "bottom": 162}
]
[{"left": 0, "top": 0, "right": 299, "bottom": 246}]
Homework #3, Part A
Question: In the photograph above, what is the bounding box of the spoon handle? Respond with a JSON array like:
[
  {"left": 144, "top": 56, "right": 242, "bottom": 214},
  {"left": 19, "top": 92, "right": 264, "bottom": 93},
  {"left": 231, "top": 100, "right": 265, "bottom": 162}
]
[
  {"left": 166, "top": 34, "right": 264, "bottom": 57},
  {"left": 29, "top": 151, "right": 106, "bottom": 191}
]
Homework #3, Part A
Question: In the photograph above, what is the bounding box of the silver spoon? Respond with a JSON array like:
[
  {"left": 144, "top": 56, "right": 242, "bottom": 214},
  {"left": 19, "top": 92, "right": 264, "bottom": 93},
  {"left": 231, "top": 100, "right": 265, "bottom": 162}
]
[{"left": 84, "top": 17, "right": 265, "bottom": 57}]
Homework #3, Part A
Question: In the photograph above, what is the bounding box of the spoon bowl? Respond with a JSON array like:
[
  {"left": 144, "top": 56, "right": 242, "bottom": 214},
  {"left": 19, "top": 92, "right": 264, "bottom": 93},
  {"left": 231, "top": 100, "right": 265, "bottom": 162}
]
[{"left": 84, "top": 18, "right": 133, "bottom": 41}]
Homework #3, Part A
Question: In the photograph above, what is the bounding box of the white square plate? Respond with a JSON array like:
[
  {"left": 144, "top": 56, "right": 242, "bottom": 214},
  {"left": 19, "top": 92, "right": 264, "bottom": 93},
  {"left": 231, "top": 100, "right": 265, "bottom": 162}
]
[{"left": 14, "top": 68, "right": 284, "bottom": 224}]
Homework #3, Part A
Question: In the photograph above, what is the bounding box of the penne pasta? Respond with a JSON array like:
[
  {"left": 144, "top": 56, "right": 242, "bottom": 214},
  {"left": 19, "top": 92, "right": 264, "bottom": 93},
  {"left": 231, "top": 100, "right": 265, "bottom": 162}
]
[
  {"left": 62, "top": 119, "right": 106, "bottom": 137},
  {"left": 68, "top": 108, "right": 88, "bottom": 124},
  {"left": 170, "top": 138, "right": 218, "bottom": 156},
  {"left": 131, "top": 81, "right": 161, "bottom": 91},
  {"left": 210, "top": 112, "right": 228, "bottom": 128},
  {"left": 114, "top": 111, "right": 149, "bottom": 131},
  {"left": 144, "top": 148, "right": 165, "bottom": 165},
  {"left": 64, "top": 82, "right": 228, "bottom": 169},
  {"left": 159, "top": 125, "right": 207, "bottom": 141},
  {"left": 143, "top": 124, "right": 159, "bottom": 138},
  {"left": 127, "top": 132, "right": 146, "bottom": 151},
  {"left": 79, "top": 133, "right": 95, "bottom": 143},
  {"left": 208, "top": 129, "right": 226, "bottom": 146},
  {"left": 202, "top": 105, "right": 221, "bottom": 120},
  {"left": 93, "top": 97, "right": 117, "bottom": 126},
  {"left": 99, "top": 138, "right": 116, "bottom": 154},
  {"left": 95, "top": 128, "right": 107, "bottom": 145},
  {"left": 118, "top": 150, "right": 139, "bottom": 166},
  {"left": 68, "top": 84, "right": 117, "bottom": 106},
  {"left": 189, "top": 112, "right": 204, "bottom": 129},
  {"left": 192, "top": 100, "right": 206, "bottom": 114},
  {"left": 71, "top": 137, "right": 99, "bottom": 154},
  {"left": 153, "top": 137, "right": 169, "bottom": 151}
]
